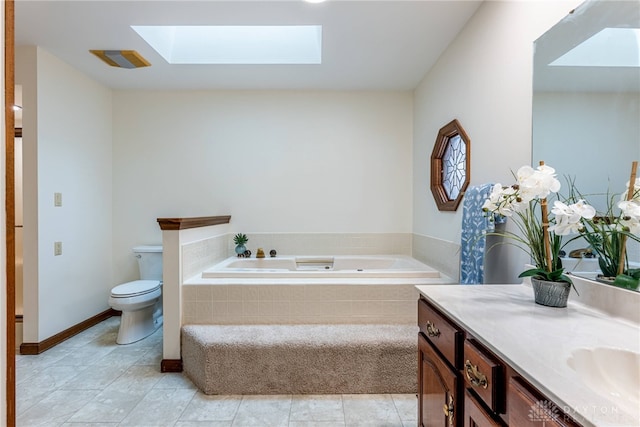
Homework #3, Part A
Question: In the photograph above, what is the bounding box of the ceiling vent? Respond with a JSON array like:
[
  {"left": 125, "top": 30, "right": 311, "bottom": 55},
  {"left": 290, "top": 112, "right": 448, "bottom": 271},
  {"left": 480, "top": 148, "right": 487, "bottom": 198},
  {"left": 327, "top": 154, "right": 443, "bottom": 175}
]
[{"left": 90, "top": 50, "right": 151, "bottom": 69}]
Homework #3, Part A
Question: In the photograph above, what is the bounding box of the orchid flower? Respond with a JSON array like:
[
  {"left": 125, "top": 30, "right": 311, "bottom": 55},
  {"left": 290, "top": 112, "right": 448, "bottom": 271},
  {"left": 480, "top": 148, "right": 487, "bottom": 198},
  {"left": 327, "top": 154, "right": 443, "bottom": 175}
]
[
  {"left": 619, "top": 200, "right": 640, "bottom": 234},
  {"left": 550, "top": 200, "right": 596, "bottom": 236},
  {"left": 517, "top": 164, "right": 561, "bottom": 199}
]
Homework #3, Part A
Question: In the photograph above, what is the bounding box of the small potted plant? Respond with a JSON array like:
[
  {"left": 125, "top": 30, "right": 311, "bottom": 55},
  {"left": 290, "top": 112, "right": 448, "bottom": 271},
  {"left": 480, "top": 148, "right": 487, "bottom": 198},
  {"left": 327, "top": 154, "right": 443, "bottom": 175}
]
[
  {"left": 482, "top": 162, "right": 595, "bottom": 307},
  {"left": 233, "top": 233, "right": 249, "bottom": 256}
]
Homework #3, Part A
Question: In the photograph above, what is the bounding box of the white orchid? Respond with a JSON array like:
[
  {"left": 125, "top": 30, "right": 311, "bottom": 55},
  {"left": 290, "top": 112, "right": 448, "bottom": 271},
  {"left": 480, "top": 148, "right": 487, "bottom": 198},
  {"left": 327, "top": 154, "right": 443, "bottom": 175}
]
[
  {"left": 550, "top": 200, "right": 596, "bottom": 236},
  {"left": 623, "top": 177, "right": 640, "bottom": 202},
  {"left": 482, "top": 184, "right": 528, "bottom": 217},
  {"left": 482, "top": 163, "right": 571, "bottom": 283},
  {"left": 481, "top": 184, "right": 503, "bottom": 213},
  {"left": 517, "top": 164, "right": 561, "bottom": 200},
  {"left": 619, "top": 200, "right": 640, "bottom": 234}
]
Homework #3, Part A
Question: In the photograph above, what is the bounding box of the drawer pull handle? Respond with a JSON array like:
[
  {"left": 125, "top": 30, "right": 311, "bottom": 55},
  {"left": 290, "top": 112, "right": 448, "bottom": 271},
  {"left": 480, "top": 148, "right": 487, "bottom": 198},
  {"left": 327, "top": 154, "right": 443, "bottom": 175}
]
[
  {"left": 465, "top": 359, "right": 488, "bottom": 389},
  {"left": 426, "top": 321, "right": 440, "bottom": 338},
  {"left": 442, "top": 394, "right": 455, "bottom": 426}
]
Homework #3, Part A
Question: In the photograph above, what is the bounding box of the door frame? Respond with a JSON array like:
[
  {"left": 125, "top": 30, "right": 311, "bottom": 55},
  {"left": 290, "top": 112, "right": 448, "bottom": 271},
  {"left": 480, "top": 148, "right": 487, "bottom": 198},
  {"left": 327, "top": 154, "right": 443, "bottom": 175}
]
[{"left": 5, "top": 0, "right": 16, "bottom": 425}]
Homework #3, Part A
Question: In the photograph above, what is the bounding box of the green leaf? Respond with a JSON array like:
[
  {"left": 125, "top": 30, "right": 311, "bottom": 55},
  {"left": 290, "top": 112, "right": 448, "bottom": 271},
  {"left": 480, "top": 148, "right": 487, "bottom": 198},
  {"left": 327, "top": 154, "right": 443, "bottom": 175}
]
[
  {"left": 233, "top": 233, "right": 248, "bottom": 245},
  {"left": 518, "top": 268, "right": 546, "bottom": 278},
  {"left": 613, "top": 274, "right": 640, "bottom": 290},
  {"left": 627, "top": 268, "right": 640, "bottom": 279}
]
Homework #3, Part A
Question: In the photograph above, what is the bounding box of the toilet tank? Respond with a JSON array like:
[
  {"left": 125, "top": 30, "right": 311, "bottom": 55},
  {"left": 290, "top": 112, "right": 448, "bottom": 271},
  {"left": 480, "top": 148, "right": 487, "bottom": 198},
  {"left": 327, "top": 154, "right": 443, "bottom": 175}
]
[{"left": 133, "top": 245, "right": 163, "bottom": 281}]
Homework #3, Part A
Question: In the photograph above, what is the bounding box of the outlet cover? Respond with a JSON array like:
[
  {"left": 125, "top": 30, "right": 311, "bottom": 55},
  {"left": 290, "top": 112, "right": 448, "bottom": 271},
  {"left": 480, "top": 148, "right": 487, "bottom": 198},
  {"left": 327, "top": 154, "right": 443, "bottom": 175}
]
[{"left": 54, "top": 241, "right": 62, "bottom": 256}]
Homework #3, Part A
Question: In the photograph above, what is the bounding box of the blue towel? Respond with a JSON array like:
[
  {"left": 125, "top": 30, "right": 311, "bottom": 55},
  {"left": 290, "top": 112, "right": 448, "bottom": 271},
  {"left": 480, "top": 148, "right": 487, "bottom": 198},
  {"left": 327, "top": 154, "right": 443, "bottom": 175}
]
[{"left": 460, "top": 183, "right": 505, "bottom": 284}]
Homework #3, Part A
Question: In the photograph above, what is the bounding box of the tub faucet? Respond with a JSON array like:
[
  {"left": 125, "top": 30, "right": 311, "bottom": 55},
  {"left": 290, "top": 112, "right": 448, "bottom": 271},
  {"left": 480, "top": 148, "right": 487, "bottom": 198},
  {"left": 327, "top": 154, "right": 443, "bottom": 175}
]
[{"left": 256, "top": 248, "right": 265, "bottom": 259}]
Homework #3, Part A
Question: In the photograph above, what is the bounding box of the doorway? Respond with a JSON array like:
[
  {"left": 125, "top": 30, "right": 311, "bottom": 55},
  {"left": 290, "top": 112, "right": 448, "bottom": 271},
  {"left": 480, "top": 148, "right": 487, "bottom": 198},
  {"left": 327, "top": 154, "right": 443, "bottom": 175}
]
[{"left": 15, "top": 122, "right": 22, "bottom": 351}]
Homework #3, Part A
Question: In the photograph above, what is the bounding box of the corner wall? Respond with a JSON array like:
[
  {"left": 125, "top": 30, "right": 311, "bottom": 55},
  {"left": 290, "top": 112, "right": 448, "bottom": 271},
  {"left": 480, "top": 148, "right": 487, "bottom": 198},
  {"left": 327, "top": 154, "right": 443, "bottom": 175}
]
[
  {"left": 412, "top": 0, "right": 580, "bottom": 283},
  {"left": 16, "top": 46, "right": 113, "bottom": 342}
]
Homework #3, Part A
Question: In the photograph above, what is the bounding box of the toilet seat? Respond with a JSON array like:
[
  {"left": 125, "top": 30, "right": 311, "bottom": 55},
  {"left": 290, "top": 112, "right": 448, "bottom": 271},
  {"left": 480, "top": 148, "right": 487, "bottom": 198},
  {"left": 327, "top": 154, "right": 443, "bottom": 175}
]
[{"left": 111, "top": 280, "right": 161, "bottom": 298}]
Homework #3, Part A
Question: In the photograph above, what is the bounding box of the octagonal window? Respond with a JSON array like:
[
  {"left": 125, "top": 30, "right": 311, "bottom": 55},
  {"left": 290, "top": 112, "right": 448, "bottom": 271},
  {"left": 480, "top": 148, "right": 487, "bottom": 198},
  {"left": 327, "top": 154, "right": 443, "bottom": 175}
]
[{"left": 430, "top": 119, "right": 470, "bottom": 211}]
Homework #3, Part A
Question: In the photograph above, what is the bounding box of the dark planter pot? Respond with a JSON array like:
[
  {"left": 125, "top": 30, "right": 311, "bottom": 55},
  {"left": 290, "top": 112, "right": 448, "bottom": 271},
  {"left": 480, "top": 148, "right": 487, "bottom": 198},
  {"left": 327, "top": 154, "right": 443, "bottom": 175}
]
[
  {"left": 595, "top": 274, "right": 616, "bottom": 286},
  {"left": 531, "top": 277, "right": 571, "bottom": 308}
]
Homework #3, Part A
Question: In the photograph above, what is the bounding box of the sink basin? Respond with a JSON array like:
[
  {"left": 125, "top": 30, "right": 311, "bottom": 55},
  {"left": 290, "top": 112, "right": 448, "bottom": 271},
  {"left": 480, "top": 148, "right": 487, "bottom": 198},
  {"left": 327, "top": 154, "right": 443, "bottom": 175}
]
[{"left": 567, "top": 347, "right": 640, "bottom": 417}]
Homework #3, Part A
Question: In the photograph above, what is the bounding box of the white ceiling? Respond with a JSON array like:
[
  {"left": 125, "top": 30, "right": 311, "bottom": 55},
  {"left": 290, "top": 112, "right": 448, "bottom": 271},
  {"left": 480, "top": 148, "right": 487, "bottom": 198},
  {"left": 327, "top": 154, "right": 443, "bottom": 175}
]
[{"left": 15, "top": 0, "right": 483, "bottom": 91}]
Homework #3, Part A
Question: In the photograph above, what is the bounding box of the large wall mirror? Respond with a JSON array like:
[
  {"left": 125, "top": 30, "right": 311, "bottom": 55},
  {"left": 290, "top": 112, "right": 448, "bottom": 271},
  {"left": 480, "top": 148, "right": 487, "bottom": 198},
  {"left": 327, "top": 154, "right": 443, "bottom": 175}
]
[{"left": 532, "top": 0, "right": 640, "bottom": 285}]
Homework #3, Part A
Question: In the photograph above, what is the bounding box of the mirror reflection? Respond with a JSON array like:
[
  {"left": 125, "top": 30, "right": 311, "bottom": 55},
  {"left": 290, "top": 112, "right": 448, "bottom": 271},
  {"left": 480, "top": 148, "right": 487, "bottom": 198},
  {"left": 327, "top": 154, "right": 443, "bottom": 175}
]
[{"left": 532, "top": 0, "right": 640, "bottom": 286}]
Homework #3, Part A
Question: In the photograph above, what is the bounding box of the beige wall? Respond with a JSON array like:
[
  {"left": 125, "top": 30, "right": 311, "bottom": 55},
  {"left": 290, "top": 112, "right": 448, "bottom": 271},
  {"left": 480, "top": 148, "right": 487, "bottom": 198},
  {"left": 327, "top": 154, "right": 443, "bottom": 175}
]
[
  {"left": 412, "top": 0, "right": 581, "bottom": 282},
  {"left": 112, "top": 90, "right": 413, "bottom": 284}
]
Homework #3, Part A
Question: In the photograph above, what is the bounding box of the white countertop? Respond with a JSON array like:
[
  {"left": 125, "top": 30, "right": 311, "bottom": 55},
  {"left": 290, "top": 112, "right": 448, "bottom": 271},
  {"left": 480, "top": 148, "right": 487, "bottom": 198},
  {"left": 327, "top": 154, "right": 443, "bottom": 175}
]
[{"left": 415, "top": 284, "right": 640, "bottom": 427}]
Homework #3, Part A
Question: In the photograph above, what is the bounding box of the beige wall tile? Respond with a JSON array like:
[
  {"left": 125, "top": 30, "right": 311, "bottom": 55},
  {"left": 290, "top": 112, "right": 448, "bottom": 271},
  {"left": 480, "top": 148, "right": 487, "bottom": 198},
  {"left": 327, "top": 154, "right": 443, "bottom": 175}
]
[
  {"left": 227, "top": 301, "right": 243, "bottom": 318},
  {"left": 195, "top": 301, "right": 213, "bottom": 323},
  {"left": 182, "top": 286, "right": 198, "bottom": 302},
  {"left": 211, "top": 286, "right": 229, "bottom": 301},
  {"left": 242, "top": 301, "right": 260, "bottom": 317},
  {"left": 227, "top": 286, "right": 243, "bottom": 301},
  {"left": 196, "top": 286, "right": 212, "bottom": 302}
]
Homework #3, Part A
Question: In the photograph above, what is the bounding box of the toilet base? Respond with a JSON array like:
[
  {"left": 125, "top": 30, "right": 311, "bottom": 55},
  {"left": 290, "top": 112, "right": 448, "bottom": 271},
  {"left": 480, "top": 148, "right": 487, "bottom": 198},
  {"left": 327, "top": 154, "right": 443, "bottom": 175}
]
[{"left": 117, "top": 304, "right": 163, "bottom": 345}]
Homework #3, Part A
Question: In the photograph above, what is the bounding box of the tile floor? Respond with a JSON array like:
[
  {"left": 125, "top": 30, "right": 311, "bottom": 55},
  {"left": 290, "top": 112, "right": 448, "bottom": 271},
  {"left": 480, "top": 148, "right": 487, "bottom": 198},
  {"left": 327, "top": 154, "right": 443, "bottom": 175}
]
[{"left": 16, "top": 317, "right": 418, "bottom": 426}]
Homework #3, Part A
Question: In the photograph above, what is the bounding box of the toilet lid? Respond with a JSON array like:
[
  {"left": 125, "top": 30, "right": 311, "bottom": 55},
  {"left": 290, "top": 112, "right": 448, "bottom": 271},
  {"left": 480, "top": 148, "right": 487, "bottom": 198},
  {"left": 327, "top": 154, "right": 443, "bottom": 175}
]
[{"left": 111, "top": 280, "right": 161, "bottom": 298}]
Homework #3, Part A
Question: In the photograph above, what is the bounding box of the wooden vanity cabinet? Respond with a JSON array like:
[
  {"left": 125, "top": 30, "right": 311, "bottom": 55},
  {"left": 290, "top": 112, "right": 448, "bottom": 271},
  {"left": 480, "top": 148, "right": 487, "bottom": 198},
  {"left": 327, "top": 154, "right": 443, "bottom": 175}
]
[
  {"left": 417, "top": 296, "right": 580, "bottom": 427},
  {"left": 418, "top": 333, "right": 460, "bottom": 426},
  {"left": 508, "top": 376, "right": 581, "bottom": 427}
]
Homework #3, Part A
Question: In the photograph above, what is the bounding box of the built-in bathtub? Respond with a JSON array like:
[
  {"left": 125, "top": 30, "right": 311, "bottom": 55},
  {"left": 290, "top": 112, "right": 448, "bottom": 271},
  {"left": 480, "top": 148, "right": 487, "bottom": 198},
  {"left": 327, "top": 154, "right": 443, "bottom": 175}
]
[
  {"left": 183, "top": 255, "right": 453, "bottom": 325},
  {"left": 201, "top": 255, "right": 441, "bottom": 279}
]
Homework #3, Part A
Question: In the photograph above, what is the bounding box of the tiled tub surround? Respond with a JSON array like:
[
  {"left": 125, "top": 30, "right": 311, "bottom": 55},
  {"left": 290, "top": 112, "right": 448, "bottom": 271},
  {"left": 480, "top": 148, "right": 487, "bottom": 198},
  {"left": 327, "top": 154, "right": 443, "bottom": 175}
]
[
  {"left": 183, "top": 281, "right": 427, "bottom": 325},
  {"left": 184, "top": 256, "right": 453, "bottom": 325},
  {"left": 181, "top": 233, "right": 230, "bottom": 282},
  {"left": 181, "top": 232, "right": 414, "bottom": 283},
  {"left": 167, "top": 230, "right": 449, "bottom": 363},
  {"left": 412, "top": 233, "right": 461, "bottom": 282},
  {"left": 416, "top": 283, "right": 640, "bottom": 427},
  {"left": 182, "top": 233, "right": 452, "bottom": 324},
  {"left": 231, "top": 232, "right": 413, "bottom": 258}
]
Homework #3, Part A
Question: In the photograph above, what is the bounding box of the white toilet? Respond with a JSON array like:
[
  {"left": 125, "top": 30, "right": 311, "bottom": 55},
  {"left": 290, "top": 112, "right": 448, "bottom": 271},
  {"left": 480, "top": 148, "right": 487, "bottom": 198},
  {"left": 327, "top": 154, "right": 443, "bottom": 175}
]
[{"left": 109, "top": 245, "right": 163, "bottom": 344}]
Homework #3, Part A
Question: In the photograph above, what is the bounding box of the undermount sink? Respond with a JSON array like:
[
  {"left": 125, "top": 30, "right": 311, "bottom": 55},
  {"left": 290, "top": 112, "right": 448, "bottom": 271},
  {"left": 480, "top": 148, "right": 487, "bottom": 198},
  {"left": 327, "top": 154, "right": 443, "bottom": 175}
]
[{"left": 567, "top": 347, "right": 640, "bottom": 416}]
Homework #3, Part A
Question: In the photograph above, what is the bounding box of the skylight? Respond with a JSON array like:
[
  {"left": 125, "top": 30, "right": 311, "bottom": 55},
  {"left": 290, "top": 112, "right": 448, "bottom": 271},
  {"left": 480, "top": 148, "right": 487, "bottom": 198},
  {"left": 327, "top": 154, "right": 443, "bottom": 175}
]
[
  {"left": 550, "top": 28, "right": 640, "bottom": 67},
  {"left": 131, "top": 25, "right": 322, "bottom": 65}
]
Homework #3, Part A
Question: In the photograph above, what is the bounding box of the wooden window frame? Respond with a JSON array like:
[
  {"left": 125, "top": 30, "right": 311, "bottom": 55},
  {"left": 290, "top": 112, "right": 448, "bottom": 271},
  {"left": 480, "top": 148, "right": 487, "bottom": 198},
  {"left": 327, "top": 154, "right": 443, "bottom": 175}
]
[{"left": 430, "top": 119, "right": 471, "bottom": 211}]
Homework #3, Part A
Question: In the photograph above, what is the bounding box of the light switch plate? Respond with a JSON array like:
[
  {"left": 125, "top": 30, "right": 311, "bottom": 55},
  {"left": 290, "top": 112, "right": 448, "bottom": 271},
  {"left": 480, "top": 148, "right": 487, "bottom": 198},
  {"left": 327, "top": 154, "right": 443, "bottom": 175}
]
[
  {"left": 54, "top": 241, "right": 62, "bottom": 256},
  {"left": 54, "top": 192, "right": 62, "bottom": 207}
]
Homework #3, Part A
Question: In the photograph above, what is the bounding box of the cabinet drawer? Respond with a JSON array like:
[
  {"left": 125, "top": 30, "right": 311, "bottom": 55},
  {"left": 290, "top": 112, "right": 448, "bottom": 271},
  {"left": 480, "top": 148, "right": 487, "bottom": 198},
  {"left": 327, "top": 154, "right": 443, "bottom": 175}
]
[
  {"left": 418, "top": 298, "right": 464, "bottom": 368},
  {"left": 464, "top": 339, "right": 505, "bottom": 414},
  {"left": 508, "top": 376, "right": 581, "bottom": 427},
  {"left": 464, "top": 389, "right": 505, "bottom": 427}
]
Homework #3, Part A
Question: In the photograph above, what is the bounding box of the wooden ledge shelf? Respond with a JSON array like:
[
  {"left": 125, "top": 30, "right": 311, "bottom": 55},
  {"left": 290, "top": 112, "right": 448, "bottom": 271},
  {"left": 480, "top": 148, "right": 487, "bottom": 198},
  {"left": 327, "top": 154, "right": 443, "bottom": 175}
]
[{"left": 157, "top": 215, "right": 231, "bottom": 231}]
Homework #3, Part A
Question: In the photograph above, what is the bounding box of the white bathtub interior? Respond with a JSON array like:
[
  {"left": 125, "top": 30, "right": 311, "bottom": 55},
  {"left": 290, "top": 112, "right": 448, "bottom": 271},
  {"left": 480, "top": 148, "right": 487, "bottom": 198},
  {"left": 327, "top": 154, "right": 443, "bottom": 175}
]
[{"left": 202, "top": 255, "right": 441, "bottom": 279}]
